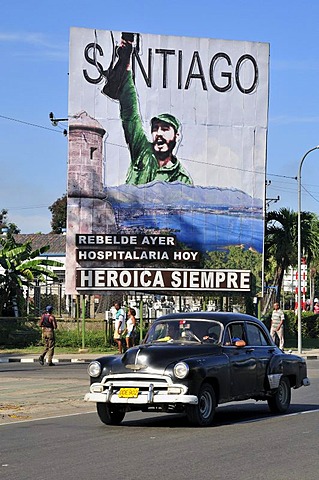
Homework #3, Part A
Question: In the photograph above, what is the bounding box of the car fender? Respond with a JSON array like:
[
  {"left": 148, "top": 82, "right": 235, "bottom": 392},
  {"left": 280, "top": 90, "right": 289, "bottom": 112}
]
[
  {"left": 266, "top": 353, "right": 284, "bottom": 389},
  {"left": 165, "top": 353, "right": 230, "bottom": 400},
  {"left": 266, "top": 352, "right": 309, "bottom": 390}
]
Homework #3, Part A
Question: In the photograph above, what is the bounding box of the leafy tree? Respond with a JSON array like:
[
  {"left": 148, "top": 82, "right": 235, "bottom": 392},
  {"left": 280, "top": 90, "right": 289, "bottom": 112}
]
[
  {"left": 203, "top": 246, "right": 262, "bottom": 305},
  {"left": 49, "top": 194, "right": 67, "bottom": 233},
  {"left": 6, "top": 223, "right": 20, "bottom": 234},
  {"left": 0, "top": 209, "right": 20, "bottom": 233},
  {"left": 264, "top": 207, "right": 319, "bottom": 311},
  {"left": 0, "top": 233, "right": 63, "bottom": 316},
  {"left": 0, "top": 208, "right": 7, "bottom": 228}
]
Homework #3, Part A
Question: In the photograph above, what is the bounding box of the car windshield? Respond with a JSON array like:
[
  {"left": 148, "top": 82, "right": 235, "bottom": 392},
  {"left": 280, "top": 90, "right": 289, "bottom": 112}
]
[{"left": 144, "top": 319, "right": 222, "bottom": 344}]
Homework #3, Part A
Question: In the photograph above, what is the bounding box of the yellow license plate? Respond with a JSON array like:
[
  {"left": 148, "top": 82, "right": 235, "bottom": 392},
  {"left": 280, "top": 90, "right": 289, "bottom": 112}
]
[{"left": 118, "top": 388, "right": 139, "bottom": 398}]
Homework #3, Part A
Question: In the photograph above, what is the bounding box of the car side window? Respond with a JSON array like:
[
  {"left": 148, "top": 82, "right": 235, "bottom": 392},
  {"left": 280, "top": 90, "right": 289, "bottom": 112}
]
[
  {"left": 224, "top": 323, "right": 246, "bottom": 345},
  {"left": 246, "top": 323, "right": 269, "bottom": 346},
  {"left": 205, "top": 324, "right": 221, "bottom": 342}
]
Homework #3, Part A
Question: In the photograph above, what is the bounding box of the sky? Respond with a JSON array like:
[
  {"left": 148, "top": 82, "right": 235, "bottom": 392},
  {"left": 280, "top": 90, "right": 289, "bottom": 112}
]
[{"left": 1, "top": 0, "right": 319, "bottom": 233}]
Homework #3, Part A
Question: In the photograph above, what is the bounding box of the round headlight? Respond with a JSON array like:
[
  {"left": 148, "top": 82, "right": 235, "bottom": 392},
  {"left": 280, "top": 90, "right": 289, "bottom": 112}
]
[
  {"left": 174, "top": 362, "right": 189, "bottom": 379},
  {"left": 87, "top": 361, "right": 102, "bottom": 378}
]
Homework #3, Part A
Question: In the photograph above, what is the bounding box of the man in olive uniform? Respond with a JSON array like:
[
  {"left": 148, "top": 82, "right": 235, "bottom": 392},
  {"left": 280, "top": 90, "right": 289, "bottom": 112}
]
[
  {"left": 39, "top": 305, "right": 57, "bottom": 366},
  {"left": 102, "top": 33, "right": 193, "bottom": 186}
]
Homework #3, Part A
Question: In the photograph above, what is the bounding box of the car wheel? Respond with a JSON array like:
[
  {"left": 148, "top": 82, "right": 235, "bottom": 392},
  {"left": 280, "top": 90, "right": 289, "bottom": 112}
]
[
  {"left": 96, "top": 403, "right": 126, "bottom": 425},
  {"left": 267, "top": 376, "right": 291, "bottom": 414},
  {"left": 186, "top": 383, "right": 216, "bottom": 427}
]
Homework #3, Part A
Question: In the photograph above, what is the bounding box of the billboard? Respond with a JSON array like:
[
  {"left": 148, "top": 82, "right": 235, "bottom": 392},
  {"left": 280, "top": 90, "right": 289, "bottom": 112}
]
[{"left": 66, "top": 28, "right": 269, "bottom": 295}]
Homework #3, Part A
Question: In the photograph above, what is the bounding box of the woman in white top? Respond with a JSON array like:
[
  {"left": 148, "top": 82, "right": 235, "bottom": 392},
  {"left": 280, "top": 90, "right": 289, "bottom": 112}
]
[{"left": 125, "top": 307, "right": 137, "bottom": 349}]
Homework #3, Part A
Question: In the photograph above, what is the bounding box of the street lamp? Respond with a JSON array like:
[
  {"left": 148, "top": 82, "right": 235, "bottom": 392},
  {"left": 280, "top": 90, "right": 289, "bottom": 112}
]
[{"left": 297, "top": 146, "right": 319, "bottom": 354}]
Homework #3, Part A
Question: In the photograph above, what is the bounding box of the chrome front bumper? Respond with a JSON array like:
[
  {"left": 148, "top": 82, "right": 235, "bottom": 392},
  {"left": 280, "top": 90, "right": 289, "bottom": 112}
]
[
  {"left": 84, "top": 373, "right": 198, "bottom": 405},
  {"left": 84, "top": 391, "right": 198, "bottom": 405}
]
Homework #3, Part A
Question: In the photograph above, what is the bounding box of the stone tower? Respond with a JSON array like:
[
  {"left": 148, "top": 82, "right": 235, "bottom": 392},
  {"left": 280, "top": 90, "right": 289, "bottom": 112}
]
[{"left": 65, "top": 111, "right": 118, "bottom": 294}]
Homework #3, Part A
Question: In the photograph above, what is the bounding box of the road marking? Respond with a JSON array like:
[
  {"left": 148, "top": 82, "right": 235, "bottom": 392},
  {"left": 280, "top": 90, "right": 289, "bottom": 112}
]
[
  {"left": 0, "top": 410, "right": 95, "bottom": 426},
  {"left": 284, "top": 408, "right": 319, "bottom": 417}
]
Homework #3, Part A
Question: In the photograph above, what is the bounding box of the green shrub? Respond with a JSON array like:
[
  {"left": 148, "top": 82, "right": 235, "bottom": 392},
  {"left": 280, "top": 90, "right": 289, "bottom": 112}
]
[
  {"left": 81, "top": 330, "right": 107, "bottom": 348},
  {"left": 279, "top": 310, "right": 319, "bottom": 340},
  {"left": 283, "top": 310, "right": 297, "bottom": 338},
  {"left": 55, "top": 330, "right": 110, "bottom": 348},
  {"left": 55, "top": 330, "right": 81, "bottom": 348},
  {"left": 0, "top": 319, "right": 41, "bottom": 347},
  {"left": 300, "top": 312, "right": 319, "bottom": 338}
]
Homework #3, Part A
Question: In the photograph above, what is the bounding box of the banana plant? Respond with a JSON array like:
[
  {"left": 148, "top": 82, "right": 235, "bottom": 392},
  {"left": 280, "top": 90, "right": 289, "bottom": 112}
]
[{"left": 0, "top": 233, "right": 63, "bottom": 316}]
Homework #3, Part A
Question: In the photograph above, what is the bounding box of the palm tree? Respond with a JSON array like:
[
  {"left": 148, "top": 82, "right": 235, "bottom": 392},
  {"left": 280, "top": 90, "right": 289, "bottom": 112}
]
[
  {"left": 263, "top": 207, "right": 319, "bottom": 313},
  {"left": 0, "top": 233, "right": 63, "bottom": 316}
]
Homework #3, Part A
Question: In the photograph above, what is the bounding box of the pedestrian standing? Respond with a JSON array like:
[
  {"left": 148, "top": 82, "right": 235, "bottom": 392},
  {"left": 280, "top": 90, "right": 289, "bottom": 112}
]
[
  {"left": 270, "top": 302, "right": 285, "bottom": 351},
  {"left": 113, "top": 302, "right": 126, "bottom": 354},
  {"left": 125, "top": 307, "right": 137, "bottom": 349},
  {"left": 39, "top": 306, "right": 57, "bottom": 366}
]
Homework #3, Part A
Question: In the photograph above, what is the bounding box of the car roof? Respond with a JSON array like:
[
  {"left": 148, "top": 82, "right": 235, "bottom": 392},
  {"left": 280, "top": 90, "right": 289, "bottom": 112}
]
[{"left": 157, "top": 311, "right": 262, "bottom": 327}]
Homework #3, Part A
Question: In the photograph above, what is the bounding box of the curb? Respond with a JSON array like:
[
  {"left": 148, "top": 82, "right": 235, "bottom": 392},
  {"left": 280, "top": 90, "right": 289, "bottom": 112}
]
[
  {"left": 0, "top": 358, "right": 91, "bottom": 364},
  {"left": 288, "top": 352, "right": 318, "bottom": 360}
]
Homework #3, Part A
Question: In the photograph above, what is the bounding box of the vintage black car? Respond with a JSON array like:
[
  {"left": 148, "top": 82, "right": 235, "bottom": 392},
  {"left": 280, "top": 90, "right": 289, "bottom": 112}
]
[{"left": 85, "top": 312, "right": 310, "bottom": 427}]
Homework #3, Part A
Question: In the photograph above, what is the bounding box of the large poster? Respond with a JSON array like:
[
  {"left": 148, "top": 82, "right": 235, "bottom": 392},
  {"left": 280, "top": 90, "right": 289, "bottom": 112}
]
[{"left": 66, "top": 28, "right": 269, "bottom": 295}]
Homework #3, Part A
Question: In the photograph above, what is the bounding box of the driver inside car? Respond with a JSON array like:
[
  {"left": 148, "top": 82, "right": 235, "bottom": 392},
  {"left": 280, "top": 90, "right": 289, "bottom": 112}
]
[{"left": 202, "top": 332, "right": 219, "bottom": 343}]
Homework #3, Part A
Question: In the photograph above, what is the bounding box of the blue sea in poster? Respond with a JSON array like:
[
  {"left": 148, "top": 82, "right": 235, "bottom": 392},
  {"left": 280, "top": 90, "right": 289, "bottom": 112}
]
[{"left": 105, "top": 182, "right": 264, "bottom": 253}]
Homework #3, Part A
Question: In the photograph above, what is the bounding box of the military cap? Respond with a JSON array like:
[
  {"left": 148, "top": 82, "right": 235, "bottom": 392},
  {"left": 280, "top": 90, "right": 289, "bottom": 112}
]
[{"left": 151, "top": 113, "right": 180, "bottom": 132}]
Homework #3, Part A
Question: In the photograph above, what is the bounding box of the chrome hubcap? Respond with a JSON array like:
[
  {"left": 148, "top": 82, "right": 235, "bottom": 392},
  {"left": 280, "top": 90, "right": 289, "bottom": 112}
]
[{"left": 199, "top": 391, "right": 212, "bottom": 419}]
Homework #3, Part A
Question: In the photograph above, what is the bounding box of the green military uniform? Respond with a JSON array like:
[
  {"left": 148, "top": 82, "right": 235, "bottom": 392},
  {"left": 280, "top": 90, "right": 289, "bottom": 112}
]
[{"left": 118, "top": 71, "right": 193, "bottom": 185}]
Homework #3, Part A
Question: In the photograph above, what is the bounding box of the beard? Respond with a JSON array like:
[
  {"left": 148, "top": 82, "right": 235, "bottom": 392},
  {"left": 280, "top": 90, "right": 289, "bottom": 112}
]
[{"left": 152, "top": 138, "right": 177, "bottom": 161}]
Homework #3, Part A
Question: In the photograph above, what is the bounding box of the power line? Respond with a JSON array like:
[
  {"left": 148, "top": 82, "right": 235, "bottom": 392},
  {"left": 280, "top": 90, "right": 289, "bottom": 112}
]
[
  {"left": 4, "top": 205, "right": 51, "bottom": 211},
  {"left": 301, "top": 184, "right": 319, "bottom": 204},
  {"left": 0, "top": 114, "right": 67, "bottom": 135}
]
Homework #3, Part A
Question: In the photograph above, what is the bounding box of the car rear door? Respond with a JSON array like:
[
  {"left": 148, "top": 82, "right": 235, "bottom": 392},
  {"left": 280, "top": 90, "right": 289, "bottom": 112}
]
[
  {"left": 245, "top": 321, "right": 276, "bottom": 393},
  {"left": 223, "top": 321, "right": 258, "bottom": 399}
]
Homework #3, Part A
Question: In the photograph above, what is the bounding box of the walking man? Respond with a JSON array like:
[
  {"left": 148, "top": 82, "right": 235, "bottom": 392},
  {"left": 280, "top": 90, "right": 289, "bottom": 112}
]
[{"left": 39, "top": 305, "right": 57, "bottom": 366}]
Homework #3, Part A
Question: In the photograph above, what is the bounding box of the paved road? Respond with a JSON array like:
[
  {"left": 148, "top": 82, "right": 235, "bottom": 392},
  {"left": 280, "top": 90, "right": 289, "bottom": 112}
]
[
  {"left": 0, "top": 362, "right": 94, "bottom": 423},
  {"left": 0, "top": 361, "right": 318, "bottom": 480},
  {"left": 1, "top": 361, "right": 318, "bottom": 479}
]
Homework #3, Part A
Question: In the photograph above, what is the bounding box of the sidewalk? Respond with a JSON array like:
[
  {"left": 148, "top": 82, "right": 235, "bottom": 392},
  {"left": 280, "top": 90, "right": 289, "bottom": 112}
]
[
  {"left": 0, "top": 352, "right": 104, "bottom": 364},
  {"left": 293, "top": 349, "right": 319, "bottom": 360},
  {"left": 0, "top": 349, "right": 318, "bottom": 364}
]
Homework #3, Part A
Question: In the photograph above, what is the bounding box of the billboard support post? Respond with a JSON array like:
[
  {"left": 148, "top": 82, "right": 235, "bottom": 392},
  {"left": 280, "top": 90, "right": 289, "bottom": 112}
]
[
  {"left": 139, "top": 298, "right": 143, "bottom": 343},
  {"left": 82, "top": 295, "right": 86, "bottom": 349}
]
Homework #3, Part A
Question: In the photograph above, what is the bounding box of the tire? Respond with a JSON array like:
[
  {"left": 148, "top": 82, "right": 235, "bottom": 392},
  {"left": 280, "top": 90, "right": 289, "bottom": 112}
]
[
  {"left": 186, "top": 383, "right": 216, "bottom": 427},
  {"left": 96, "top": 403, "right": 125, "bottom": 425},
  {"left": 267, "top": 376, "right": 291, "bottom": 414}
]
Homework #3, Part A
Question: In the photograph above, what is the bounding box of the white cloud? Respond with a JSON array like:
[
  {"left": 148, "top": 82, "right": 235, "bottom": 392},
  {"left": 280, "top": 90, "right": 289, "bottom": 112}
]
[{"left": 0, "top": 31, "right": 68, "bottom": 61}]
